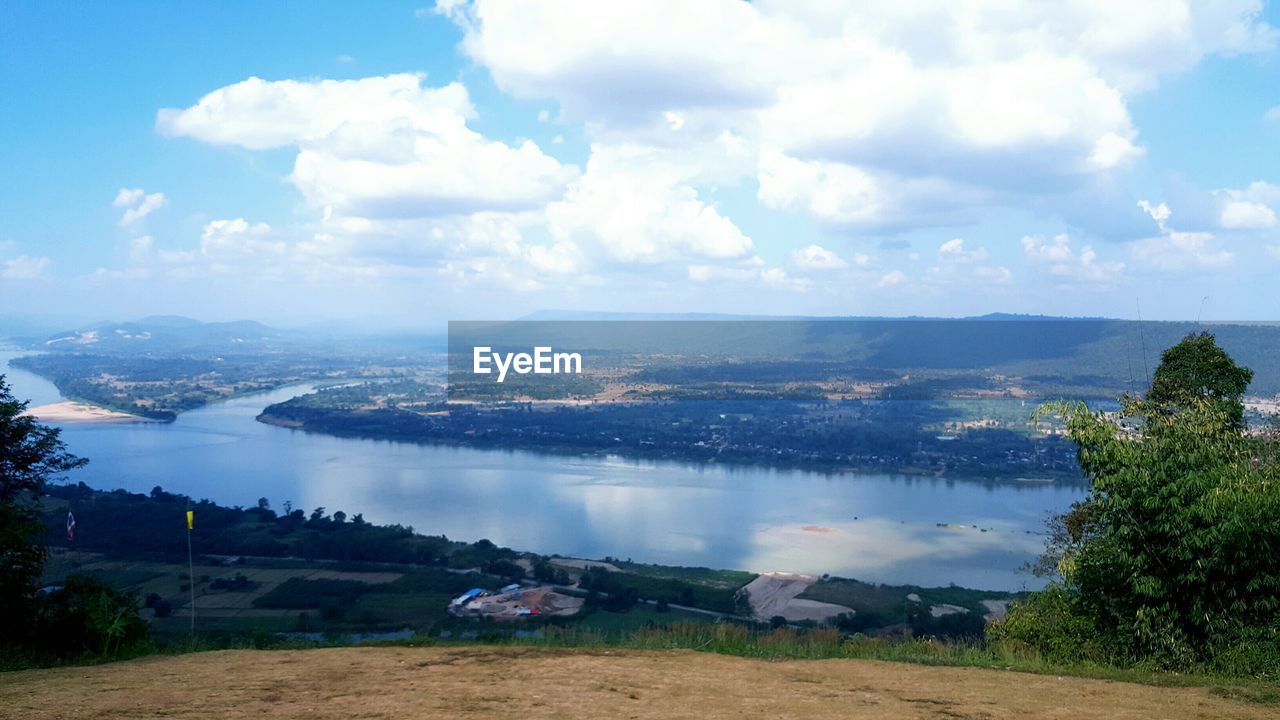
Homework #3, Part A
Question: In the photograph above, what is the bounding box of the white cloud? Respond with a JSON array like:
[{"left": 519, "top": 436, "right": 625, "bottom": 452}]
[
  {"left": 1136, "top": 194, "right": 1244, "bottom": 270},
  {"left": 0, "top": 255, "right": 51, "bottom": 280},
  {"left": 1137, "top": 199, "right": 1172, "bottom": 228},
  {"left": 138, "top": 5, "right": 1277, "bottom": 302},
  {"left": 114, "top": 188, "right": 167, "bottom": 226},
  {"left": 757, "top": 149, "right": 983, "bottom": 231},
  {"left": 113, "top": 188, "right": 144, "bottom": 207},
  {"left": 791, "top": 244, "right": 846, "bottom": 270},
  {"left": 1220, "top": 200, "right": 1277, "bottom": 230},
  {"left": 1266, "top": 106, "right": 1280, "bottom": 123},
  {"left": 937, "top": 238, "right": 988, "bottom": 263},
  {"left": 929, "top": 238, "right": 1012, "bottom": 286},
  {"left": 441, "top": 1, "right": 1273, "bottom": 232},
  {"left": 1214, "top": 181, "right": 1279, "bottom": 229},
  {"left": 1130, "top": 230, "right": 1233, "bottom": 271},
  {"left": 1131, "top": 199, "right": 1234, "bottom": 271},
  {"left": 199, "top": 219, "right": 282, "bottom": 261},
  {"left": 158, "top": 74, "right": 576, "bottom": 219},
  {"left": 129, "top": 236, "right": 155, "bottom": 265},
  {"left": 545, "top": 142, "right": 754, "bottom": 266},
  {"left": 1021, "top": 233, "right": 1125, "bottom": 284},
  {"left": 688, "top": 263, "right": 809, "bottom": 291},
  {"left": 876, "top": 270, "right": 907, "bottom": 288}
]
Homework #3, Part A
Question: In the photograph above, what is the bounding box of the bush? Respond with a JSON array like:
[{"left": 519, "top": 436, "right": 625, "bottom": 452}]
[
  {"left": 1007, "top": 335, "right": 1280, "bottom": 677},
  {"left": 988, "top": 585, "right": 1107, "bottom": 663},
  {"left": 30, "top": 575, "right": 148, "bottom": 660}
]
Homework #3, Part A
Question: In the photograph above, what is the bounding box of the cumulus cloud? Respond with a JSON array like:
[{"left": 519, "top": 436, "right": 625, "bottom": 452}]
[
  {"left": 929, "top": 238, "right": 1012, "bottom": 286},
  {"left": 136, "top": 4, "right": 1275, "bottom": 302},
  {"left": 0, "top": 255, "right": 51, "bottom": 280},
  {"left": 545, "top": 142, "right": 755, "bottom": 266},
  {"left": 114, "top": 188, "right": 167, "bottom": 226},
  {"left": 1130, "top": 200, "right": 1233, "bottom": 270},
  {"left": 1021, "top": 233, "right": 1125, "bottom": 284},
  {"left": 158, "top": 74, "right": 576, "bottom": 219},
  {"left": 156, "top": 73, "right": 765, "bottom": 289},
  {"left": 1130, "top": 230, "right": 1233, "bottom": 271},
  {"left": 757, "top": 149, "right": 986, "bottom": 231},
  {"left": 113, "top": 188, "right": 144, "bottom": 207},
  {"left": 440, "top": 0, "right": 1273, "bottom": 232},
  {"left": 1214, "top": 181, "right": 1279, "bottom": 230},
  {"left": 791, "top": 244, "right": 847, "bottom": 270},
  {"left": 1220, "top": 200, "right": 1277, "bottom": 230},
  {"left": 1137, "top": 199, "right": 1172, "bottom": 228},
  {"left": 877, "top": 270, "right": 907, "bottom": 288}
]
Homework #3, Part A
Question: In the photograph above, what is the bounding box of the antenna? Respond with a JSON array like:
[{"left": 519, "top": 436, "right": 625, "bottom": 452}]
[
  {"left": 1136, "top": 298, "right": 1150, "bottom": 389},
  {"left": 1196, "top": 296, "right": 1208, "bottom": 325}
]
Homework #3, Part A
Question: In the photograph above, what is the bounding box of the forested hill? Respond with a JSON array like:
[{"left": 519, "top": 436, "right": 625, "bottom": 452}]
[{"left": 461, "top": 317, "right": 1280, "bottom": 396}]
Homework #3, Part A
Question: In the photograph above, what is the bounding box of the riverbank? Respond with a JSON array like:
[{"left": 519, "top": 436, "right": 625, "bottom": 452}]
[
  {"left": 256, "top": 405, "right": 1086, "bottom": 483},
  {"left": 21, "top": 400, "right": 155, "bottom": 424}
]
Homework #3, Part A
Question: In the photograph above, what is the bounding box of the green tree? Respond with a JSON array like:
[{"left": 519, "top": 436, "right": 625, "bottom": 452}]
[
  {"left": 1146, "top": 331, "right": 1253, "bottom": 429},
  {"left": 998, "top": 342, "right": 1279, "bottom": 676},
  {"left": 0, "top": 375, "right": 86, "bottom": 647}
]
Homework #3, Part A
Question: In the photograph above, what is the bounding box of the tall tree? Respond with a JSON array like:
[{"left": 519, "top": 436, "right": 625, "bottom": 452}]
[
  {"left": 0, "top": 375, "right": 85, "bottom": 646},
  {"left": 1147, "top": 331, "right": 1253, "bottom": 429},
  {"left": 1002, "top": 339, "right": 1279, "bottom": 675}
]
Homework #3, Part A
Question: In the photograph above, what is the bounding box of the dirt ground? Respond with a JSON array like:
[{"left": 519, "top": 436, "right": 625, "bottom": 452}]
[
  {"left": 742, "top": 572, "right": 853, "bottom": 622},
  {"left": 5, "top": 646, "right": 1270, "bottom": 720}
]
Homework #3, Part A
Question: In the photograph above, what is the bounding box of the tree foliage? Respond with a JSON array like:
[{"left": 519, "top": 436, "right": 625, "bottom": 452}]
[
  {"left": 995, "top": 335, "right": 1279, "bottom": 676},
  {"left": 0, "top": 375, "right": 85, "bottom": 647},
  {"left": 1147, "top": 331, "right": 1253, "bottom": 429}
]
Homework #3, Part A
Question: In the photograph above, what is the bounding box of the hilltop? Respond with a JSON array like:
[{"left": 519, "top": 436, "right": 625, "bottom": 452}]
[{"left": 2, "top": 646, "right": 1273, "bottom": 719}]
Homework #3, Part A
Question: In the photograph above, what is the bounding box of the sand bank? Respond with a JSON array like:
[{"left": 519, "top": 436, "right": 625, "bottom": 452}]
[{"left": 21, "top": 401, "right": 152, "bottom": 424}]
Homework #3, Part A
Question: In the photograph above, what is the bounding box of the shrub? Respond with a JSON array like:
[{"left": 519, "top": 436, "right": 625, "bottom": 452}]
[{"left": 30, "top": 575, "right": 148, "bottom": 660}]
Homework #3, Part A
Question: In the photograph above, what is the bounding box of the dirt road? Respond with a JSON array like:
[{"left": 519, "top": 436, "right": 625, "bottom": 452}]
[{"left": 3, "top": 646, "right": 1271, "bottom": 719}]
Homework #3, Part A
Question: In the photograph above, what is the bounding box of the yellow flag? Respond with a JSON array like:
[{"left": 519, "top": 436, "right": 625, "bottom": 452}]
[{"left": 186, "top": 510, "right": 194, "bottom": 530}]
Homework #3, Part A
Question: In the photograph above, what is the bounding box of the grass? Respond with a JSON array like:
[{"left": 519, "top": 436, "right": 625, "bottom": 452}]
[
  {"left": 148, "top": 614, "right": 299, "bottom": 640},
  {"left": 444, "top": 623, "right": 1279, "bottom": 704},
  {"left": 570, "top": 606, "right": 713, "bottom": 635},
  {"left": 8, "top": 615, "right": 1275, "bottom": 707},
  {"left": 799, "top": 576, "right": 1017, "bottom": 618},
  {"left": 10, "top": 643, "right": 1277, "bottom": 720},
  {"left": 608, "top": 560, "right": 757, "bottom": 589}
]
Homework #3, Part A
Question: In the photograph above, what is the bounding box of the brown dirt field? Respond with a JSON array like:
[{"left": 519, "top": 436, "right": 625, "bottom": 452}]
[{"left": 3, "top": 647, "right": 1272, "bottom": 720}]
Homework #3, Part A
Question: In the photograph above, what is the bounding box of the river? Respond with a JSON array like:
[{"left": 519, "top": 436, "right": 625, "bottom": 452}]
[{"left": 2, "top": 349, "right": 1085, "bottom": 591}]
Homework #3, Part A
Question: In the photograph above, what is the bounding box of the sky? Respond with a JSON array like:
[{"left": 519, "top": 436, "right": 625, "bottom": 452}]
[{"left": 2, "top": 0, "right": 1279, "bottom": 328}]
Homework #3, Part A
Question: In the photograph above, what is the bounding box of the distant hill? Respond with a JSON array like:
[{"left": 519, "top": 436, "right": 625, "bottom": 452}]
[
  {"left": 36, "top": 317, "right": 308, "bottom": 356},
  {"left": 18, "top": 313, "right": 1280, "bottom": 395},
  {"left": 460, "top": 315, "right": 1280, "bottom": 396}
]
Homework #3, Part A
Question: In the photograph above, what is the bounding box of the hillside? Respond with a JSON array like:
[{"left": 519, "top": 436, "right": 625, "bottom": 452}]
[{"left": 2, "top": 646, "right": 1272, "bottom": 719}]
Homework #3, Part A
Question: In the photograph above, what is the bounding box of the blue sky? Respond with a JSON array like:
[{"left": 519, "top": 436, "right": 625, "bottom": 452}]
[{"left": 2, "top": 1, "right": 1279, "bottom": 327}]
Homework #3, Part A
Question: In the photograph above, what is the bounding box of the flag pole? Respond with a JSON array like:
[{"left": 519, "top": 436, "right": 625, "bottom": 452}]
[{"left": 186, "top": 508, "right": 195, "bottom": 644}]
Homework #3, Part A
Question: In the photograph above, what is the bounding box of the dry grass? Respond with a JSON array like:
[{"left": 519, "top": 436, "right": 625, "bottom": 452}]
[{"left": 2, "top": 646, "right": 1273, "bottom": 719}]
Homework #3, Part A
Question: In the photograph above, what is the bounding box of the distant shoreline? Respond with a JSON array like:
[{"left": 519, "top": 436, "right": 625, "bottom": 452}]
[
  {"left": 22, "top": 400, "right": 156, "bottom": 424},
  {"left": 256, "top": 407, "right": 1085, "bottom": 483}
]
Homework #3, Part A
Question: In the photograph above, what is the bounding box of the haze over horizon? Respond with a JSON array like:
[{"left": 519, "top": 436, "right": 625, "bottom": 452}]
[{"left": 3, "top": 2, "right": 1280, "bottom": 326}]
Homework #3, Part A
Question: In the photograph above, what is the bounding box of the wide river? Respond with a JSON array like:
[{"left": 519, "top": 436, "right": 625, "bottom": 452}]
[{"left": 3, "top": 350, "right": 1085, "bottom": 591}]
